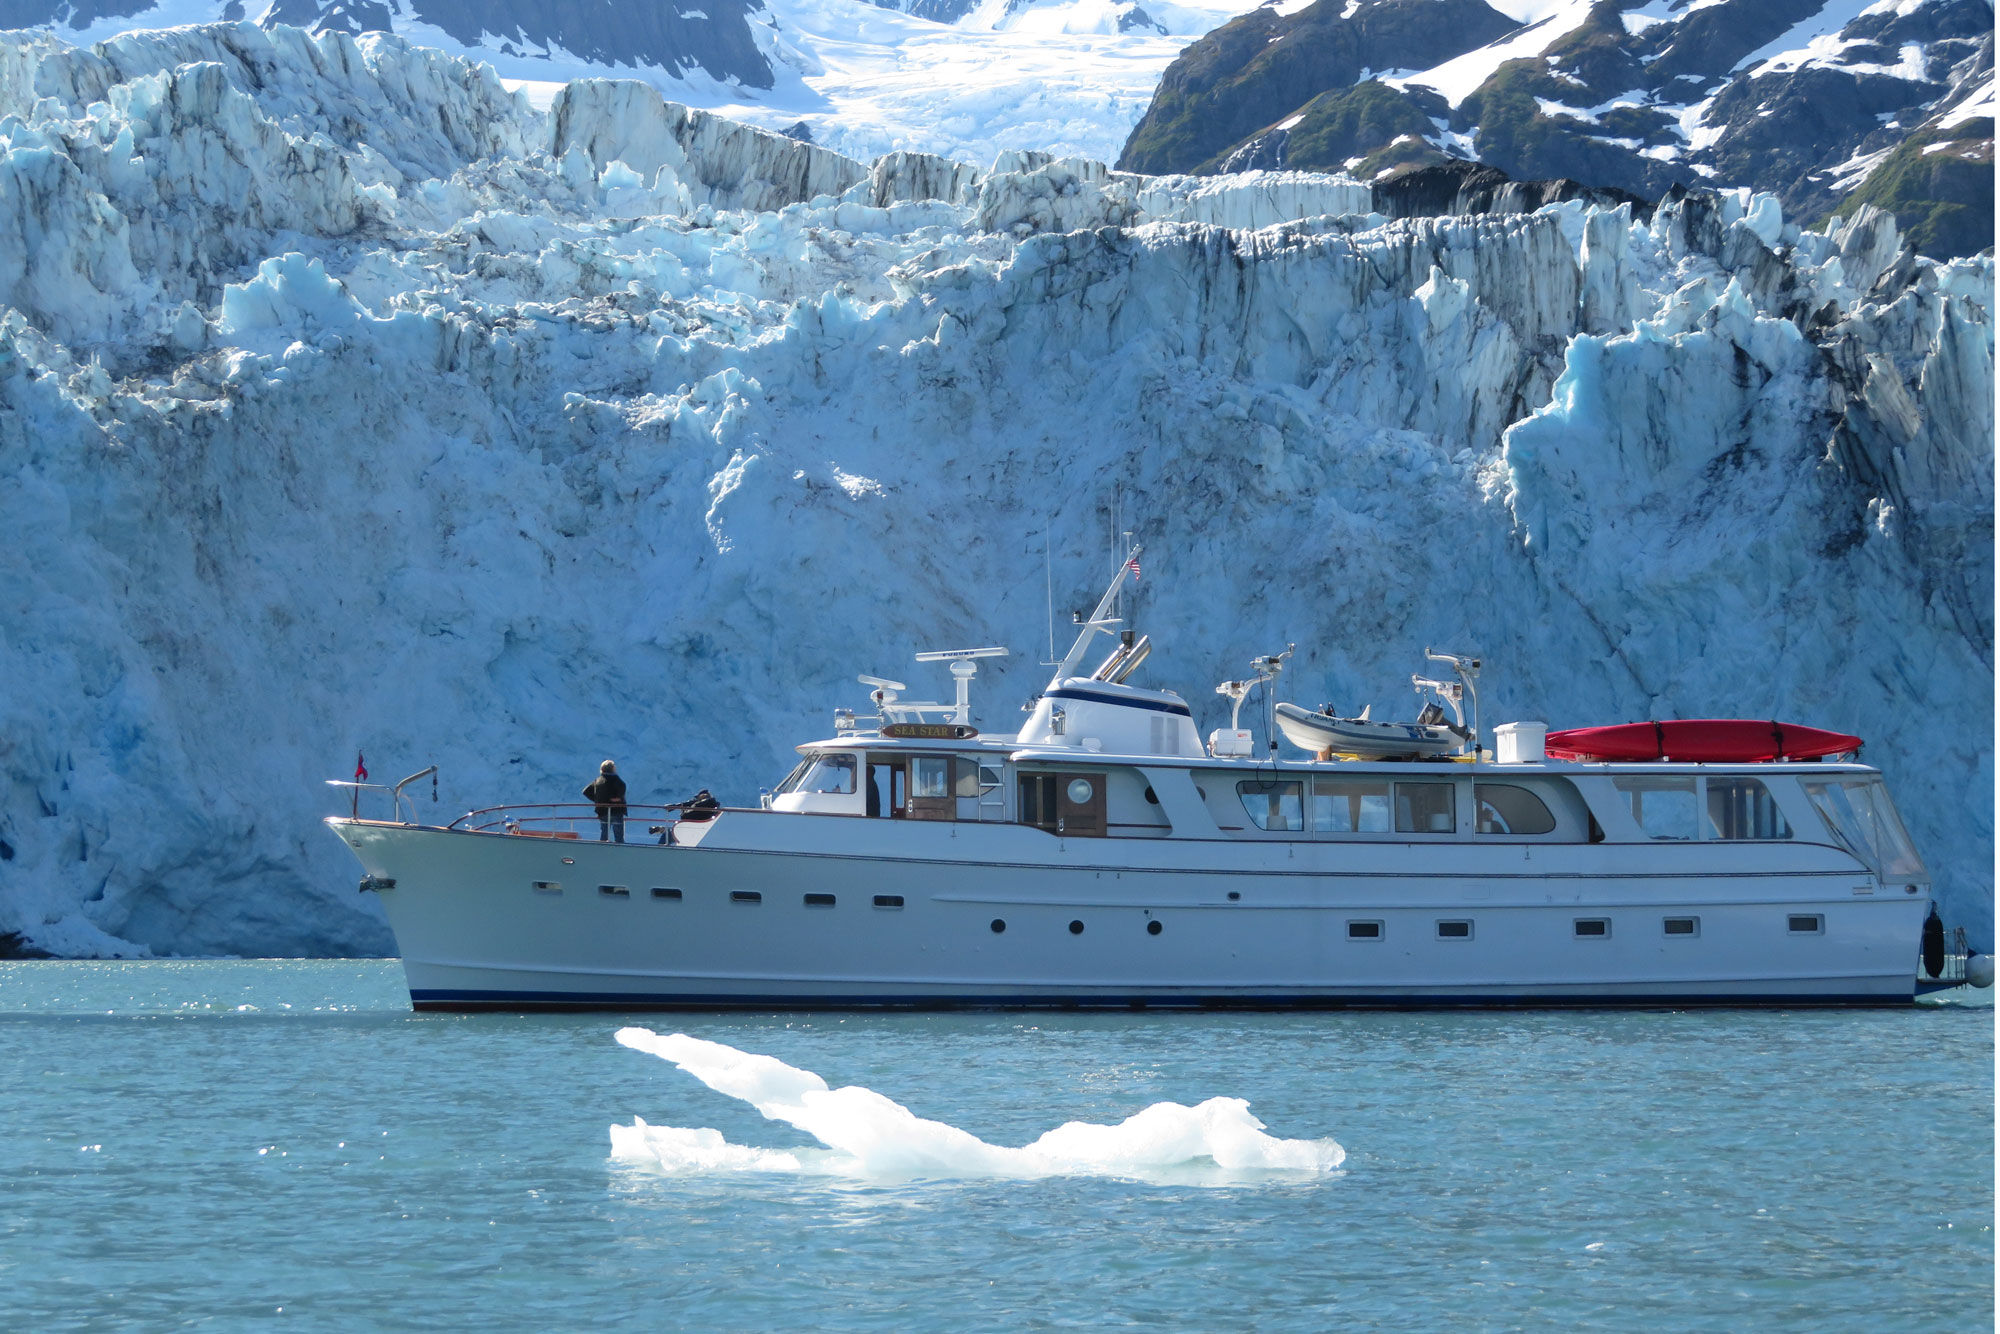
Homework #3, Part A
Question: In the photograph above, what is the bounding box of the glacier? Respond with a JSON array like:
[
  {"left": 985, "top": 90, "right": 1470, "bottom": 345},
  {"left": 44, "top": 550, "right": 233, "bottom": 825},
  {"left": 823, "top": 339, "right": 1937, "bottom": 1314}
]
[{"left": 0, "top": 22, "right": 1989, "bottom": 958}]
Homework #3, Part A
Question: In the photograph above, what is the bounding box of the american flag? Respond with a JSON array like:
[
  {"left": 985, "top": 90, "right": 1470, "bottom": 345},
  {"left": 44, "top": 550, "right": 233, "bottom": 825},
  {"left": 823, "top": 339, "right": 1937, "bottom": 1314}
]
[{"left": 1126, "top": 556, "right": 1141, "bottom": 583}]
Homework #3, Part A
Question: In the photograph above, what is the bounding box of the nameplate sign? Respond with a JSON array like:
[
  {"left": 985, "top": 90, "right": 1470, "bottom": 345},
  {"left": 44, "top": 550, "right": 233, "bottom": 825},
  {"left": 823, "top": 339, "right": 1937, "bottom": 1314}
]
[{"left": 881, "top": 724, "right": 979, "bottom": 740}]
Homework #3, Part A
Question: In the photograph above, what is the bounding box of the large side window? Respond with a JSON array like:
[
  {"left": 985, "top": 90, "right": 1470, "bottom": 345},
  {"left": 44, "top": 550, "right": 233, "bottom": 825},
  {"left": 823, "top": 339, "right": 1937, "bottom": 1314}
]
[
  {"left": 1395, "top": 782, "right": 1456, "bottom": 834},
  {"left": 1313, "top": 778, "right": 1390, "bottom": 833},
  {"left": 1238, "top": 780, "right": 1303, "bottom": 832},
  {"left": 797, "top": 753, "right": 856, "bottom": 794},
  {"left": 1613, "top": 776, "right": 1698, "bottom": 840},
  {"left": 1474, "top": 783, "right": 1556, "bottom": 835},
  {"left": 1803, "top": 780, "right": 1926, "bottom": 878},
  {"left": 1705, "top": 777, "right": 1792, "bottom": 840}
]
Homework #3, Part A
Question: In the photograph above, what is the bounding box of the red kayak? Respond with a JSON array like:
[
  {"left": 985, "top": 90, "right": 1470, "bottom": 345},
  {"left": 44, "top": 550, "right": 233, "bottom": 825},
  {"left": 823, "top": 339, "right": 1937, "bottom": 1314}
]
[{"left": 1544, "top": 720, "right": 1863, "bottom": 762}]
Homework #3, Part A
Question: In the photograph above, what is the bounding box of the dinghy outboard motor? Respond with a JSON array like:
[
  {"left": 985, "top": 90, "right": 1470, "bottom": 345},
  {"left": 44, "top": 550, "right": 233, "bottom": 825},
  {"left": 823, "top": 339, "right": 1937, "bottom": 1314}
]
[{"left": 1920, "top": 907, "right": 1946, "bottom": 979}]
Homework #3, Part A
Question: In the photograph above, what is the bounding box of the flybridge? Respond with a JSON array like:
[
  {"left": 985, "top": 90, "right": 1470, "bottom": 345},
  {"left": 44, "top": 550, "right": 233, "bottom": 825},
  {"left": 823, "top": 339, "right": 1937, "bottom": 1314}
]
[{"left": 840, "top": 646, "right": 1009, "bottom": 736}]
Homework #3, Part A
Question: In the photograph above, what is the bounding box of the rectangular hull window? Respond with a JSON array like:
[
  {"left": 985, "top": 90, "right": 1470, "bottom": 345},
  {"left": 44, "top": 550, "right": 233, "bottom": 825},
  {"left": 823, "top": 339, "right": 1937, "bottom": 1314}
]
[
  {"left": 1574, "top": 918, "right": 1610, "bottom": 938},
  {"left": 1787, "top": 914, "right": 1824, "bottom": 934},
  {"left": 731, "top": 891, "right": 762, "bottom": 904},
  {"left": 1436, "top": 920, "right": 1472, "bottom": 939},
  {"left": 874, "top": 895, "right": 905, "bottom": 908},
  {"left": 1347, "top": 920, "right": 1383, "bottom": 940},
  {"left": 804, "top": 893, "right": 836, "bottom": 907},
  {"left": 651, "top": 887, "right": 682, "bottom": 900},
  {"left": 1663, "top": 916, "right": 1699, "bottom": 936},
  {"left": 532, "top": 881, "right": 562, "bottom": 894},
  {"left": 598, "top": 885, "right": 630, "bottom": 897}
]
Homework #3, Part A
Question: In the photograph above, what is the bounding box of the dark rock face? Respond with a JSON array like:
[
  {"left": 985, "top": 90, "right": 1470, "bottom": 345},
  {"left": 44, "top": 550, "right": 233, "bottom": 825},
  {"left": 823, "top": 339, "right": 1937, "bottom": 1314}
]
[
  {"left": 5, "top": 0, "right": 779, "bottom": 88},
  {"left": 1116, "top": 0, "right": 1520, "bottom": 176},
  {"left": 1370, "top": 158, "right": 1647, "bottom": 221},
  {"left": 1121, "top": 0, "right": 1995, "bottom": 257}
]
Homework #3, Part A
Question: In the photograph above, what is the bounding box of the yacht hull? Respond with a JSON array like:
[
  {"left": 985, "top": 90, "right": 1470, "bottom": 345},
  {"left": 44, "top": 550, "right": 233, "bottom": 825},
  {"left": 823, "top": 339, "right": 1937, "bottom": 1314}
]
[{"left": 329, "top": 813, "right": 1926, "bottom": 1009}]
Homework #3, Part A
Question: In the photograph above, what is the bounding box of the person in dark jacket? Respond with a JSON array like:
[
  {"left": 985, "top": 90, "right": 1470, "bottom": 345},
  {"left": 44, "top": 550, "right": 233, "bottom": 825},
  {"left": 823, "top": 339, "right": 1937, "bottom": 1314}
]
[{"left": 584, "top": 760, "right": 628, "bottom": 843}]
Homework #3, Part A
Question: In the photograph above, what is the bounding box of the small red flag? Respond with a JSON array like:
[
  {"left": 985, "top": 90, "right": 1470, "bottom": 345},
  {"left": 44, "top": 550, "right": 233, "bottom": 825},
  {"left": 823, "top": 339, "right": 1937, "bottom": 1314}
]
[{"left": 355, "top": 751, "right": 368, "bottom": 782}]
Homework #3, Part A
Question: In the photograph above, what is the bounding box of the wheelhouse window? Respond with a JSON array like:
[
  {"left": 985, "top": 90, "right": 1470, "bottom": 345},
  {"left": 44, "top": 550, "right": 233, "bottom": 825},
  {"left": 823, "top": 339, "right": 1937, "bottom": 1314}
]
[
  {"left": 1474, "top": 783, "right": 1556, "bottom": 835},
  {"left": 1312, "top": 778, "right": 1390, "bottom": 833},
  {"left": 1705, "top": 777, "right": 1792, "bottom": 840},
  {"left": 1802, "top": 779, "right": 1926, "bottom": 878},
  {"left": 1613, "top": 776, "right": 1698, "bottom": 840},
  {"left": 1395, "top": 782, "right": 1456, "bottom": 834},
  {"left": 1238, "top": 780, "right": 1303, "bottom": 832},
  {"left": 790, "top": 753, "right": 856, "bottom": 795}
]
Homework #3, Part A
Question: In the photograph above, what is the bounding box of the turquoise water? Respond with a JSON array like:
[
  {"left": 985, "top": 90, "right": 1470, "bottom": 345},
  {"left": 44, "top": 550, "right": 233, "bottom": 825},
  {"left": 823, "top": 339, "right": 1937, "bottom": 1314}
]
[{"left": 1, "top": 961, "right": 1990, "bottom": 1330}]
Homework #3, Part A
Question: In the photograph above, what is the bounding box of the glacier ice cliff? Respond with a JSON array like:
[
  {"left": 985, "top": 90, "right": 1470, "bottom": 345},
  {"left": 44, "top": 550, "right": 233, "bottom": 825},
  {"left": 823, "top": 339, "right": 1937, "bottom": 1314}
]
[{"left": 0, "top": 23, "right": 1990, "bottom": 957}]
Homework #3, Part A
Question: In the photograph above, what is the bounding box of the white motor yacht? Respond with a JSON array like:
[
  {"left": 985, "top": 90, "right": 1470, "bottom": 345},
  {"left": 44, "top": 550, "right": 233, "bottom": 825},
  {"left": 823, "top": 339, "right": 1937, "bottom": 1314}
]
[{"left": 327, "top": 548, "right": 1989, "bottom": 1009}]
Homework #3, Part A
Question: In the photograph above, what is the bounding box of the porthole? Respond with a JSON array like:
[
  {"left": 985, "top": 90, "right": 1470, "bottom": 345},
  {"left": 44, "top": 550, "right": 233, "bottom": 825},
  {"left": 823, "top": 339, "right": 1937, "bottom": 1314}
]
[
  {"left": 1146, "top": 920, "right": 1163, "bottom": 936},
  {"left": 1066, "top": 778, "right": 1094, "bottom": 804},
  {"left": 1574, "top": 918, "right": 1610, "bottom": 938},
  {"left": 1436, "top": 919, "right": 1471, "bottom": 940},
  {"left": 1068, "top": 919, "right": 1085, "bottom": 935},
  {"left": 804, "top": 893, "right": 835, "bottom": 907},
  {"left": 990, "top": 918, "right": 1006, "bottom": 933},
  {"left": 1664, "top": 916, "right": 1698, "bottom": 936},
  {"left": 1227, "top": 891, "right": 1241, "bottom": 902},
  {"left": 1347, "top": 920, "right": 1382, "bottom": 940},
  {"left": 731, "top": 891, "right": 762, "bottom": 904},
  {"left": 650, "top": 887, "right": 682, "bottom": 900},
  {"left": 874, "top": 895, "right": 905, "bottom": 909},
  {"left": 1143, "top": 786, "right": 1159, "bottom": 804},
  {"left": 1788, "top": 914, "right": 1824, "bottom": 935}
]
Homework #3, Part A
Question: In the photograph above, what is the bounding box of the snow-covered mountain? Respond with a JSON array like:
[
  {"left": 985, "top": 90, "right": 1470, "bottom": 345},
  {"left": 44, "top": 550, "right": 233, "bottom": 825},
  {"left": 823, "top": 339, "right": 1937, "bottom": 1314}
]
[
  {"left": 1121, "top": 0, "right": 1996, "bottom": 259},
  {"left": 0, "top": 0, "right": 1254, "bottom": 164},
  {"left": 0, "top": 23, "right": 1990, "bottom": 958}
]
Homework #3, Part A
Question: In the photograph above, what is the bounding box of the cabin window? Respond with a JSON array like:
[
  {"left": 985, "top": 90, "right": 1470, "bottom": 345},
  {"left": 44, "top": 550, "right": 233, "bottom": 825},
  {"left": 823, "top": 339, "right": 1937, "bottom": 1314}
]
[
  {"left": 1436, "top": 919, "right": 1473, "bottom": 939},
  {"left": 908, "top": 756, "right": 955, "bottom": 821},
  {"left": 1474, "top": 784, "right": 1556, "bottom": 835},
  {"left": 1573, "top": 918, "right": 1610, "bottom": 938},
  {"left": 1664, "top": 916, "right": 1698, "bottom": 936},
  {"left": 598, "top": 884, "right": 630, "bottom": 897},
  {"left": 1395, "top": 783, "right": 1456, "bottom": 834},
  {"left": 650, "top": 887, "right": 682, "bottom": 900},
  {"left": 1788, "top": 914, "right": 1824, "bottom": 935},
  {"left": 1347, "top": 920, "right": 1383, "bottom": 940},
  {"left": 1705, "top": 778, "right": 1792, "bottom": 840},
  {"left": 795, "top": 753, "right": 857, "bottom": 795},
  {"left": 532, "top": 881, "right": 562, "bottom": 894},
  {"left": 1238, "top": 780, "right": 1303, "bottom": 832},
  {"left": 804, "top": 893, "right": 836, "bottom": 908},
  {"left": 911, "top": 757, "right": 951, "bottom": 800},
  {"left": 1312, "top": 778, "right": 1391, "bottom": 833},
  {"left": 1613, "top": 776, "right": 1698, "bottom": 840},
  {"left": 731, "top": 891, "right": 761, "bottom": 904},
  {"left": 1802, "top": 780, "right": 1926, "bottom": 878},
  {"left": 874, "top": 895, "right": 905, "bottom": 909}
]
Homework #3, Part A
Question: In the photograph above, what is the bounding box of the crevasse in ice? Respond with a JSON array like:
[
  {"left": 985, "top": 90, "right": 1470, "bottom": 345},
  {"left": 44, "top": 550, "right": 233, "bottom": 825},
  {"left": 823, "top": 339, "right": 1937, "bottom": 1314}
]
[{"left": 0, "top": 24, "right": 1988, "bottom": 957}]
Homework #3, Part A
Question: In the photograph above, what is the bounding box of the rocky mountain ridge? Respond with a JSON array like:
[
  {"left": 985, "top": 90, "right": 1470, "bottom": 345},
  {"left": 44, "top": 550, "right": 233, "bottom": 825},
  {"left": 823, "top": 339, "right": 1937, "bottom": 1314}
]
[{"left": 1118, "top": 0, "right": 1995, "bottom": 259}]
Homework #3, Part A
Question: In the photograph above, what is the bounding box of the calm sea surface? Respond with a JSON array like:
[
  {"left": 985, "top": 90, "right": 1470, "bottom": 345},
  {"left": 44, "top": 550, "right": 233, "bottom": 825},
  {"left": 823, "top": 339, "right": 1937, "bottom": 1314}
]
[{"left": 1, "top": 960, "right": 1990, "bottom": 1331}]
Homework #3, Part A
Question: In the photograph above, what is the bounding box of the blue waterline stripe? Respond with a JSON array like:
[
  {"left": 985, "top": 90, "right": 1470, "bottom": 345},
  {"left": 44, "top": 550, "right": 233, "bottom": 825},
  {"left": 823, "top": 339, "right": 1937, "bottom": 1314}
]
[{"left": 410, "top": 987, "right": 1909, "bottom": 1010}]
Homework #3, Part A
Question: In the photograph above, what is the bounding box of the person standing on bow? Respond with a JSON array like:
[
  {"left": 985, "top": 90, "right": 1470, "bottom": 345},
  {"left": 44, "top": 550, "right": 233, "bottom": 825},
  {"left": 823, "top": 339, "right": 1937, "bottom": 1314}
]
[{"left": 584, "top": 760, "right": 628, "bottom": 843}]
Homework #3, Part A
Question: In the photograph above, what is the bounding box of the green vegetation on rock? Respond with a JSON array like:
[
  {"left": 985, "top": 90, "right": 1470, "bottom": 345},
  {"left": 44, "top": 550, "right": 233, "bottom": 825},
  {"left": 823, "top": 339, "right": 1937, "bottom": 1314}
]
[{"left": 1833, "top": 120, "right": 1996, "bottom": 261}]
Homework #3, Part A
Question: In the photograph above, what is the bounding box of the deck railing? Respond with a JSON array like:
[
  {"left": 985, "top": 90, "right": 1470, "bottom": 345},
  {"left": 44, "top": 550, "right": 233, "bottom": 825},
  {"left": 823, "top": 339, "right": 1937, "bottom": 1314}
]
[{"left": 449, "top": 803, "right": 711, "bottom": 842}]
